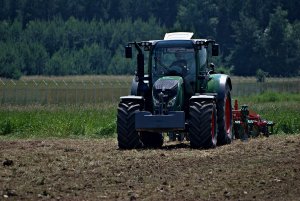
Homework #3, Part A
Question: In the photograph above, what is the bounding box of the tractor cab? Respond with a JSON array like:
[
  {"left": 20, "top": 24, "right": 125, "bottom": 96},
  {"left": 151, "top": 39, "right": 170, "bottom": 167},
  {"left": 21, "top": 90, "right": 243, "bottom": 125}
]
[
  {"left": 150, "top": 40, "right": 198, "bottom": 113},
  {"left": 125, "top": 33, "right": 218, "bottom": 113}
]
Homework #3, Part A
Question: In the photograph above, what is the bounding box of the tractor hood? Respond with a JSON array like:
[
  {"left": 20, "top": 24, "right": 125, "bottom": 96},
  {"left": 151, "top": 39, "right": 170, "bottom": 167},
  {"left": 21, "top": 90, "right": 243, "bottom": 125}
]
[{"left": 152, "top": 76, "right": 184, "bottom": 112}]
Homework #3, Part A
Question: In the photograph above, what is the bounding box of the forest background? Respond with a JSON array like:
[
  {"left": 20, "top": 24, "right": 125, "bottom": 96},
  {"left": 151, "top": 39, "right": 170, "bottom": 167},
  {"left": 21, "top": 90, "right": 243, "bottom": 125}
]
[{"left": 0, "top": 0, "right": 300, "bottom": 79}]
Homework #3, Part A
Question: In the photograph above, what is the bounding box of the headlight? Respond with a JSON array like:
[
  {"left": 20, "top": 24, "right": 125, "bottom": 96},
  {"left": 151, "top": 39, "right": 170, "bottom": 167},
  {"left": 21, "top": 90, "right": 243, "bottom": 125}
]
[
  {"left": 167, "top": 96, "right": 177, "bottom": 107},
  {"left": 153, "top": 96, "right": 176, "bottom": 107}
]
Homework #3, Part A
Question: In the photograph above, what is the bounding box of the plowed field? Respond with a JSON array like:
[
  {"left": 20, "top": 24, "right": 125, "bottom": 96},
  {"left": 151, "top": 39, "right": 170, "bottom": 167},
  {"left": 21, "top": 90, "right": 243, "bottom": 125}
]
[{"left": 1, "top": 135, "right": 300, "bottom": 200}]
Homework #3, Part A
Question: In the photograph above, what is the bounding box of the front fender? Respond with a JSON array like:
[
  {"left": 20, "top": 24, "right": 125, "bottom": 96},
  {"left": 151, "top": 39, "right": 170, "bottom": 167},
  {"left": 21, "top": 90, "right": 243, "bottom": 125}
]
[{"left": 207, "top": 74, "right": 232, "bottom": 100}]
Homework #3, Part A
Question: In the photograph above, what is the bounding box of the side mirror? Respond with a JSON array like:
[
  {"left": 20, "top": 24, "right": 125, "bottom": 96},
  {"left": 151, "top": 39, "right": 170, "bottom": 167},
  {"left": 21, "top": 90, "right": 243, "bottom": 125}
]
[
  {"left": 212, "top": 44, "right": 219, "bottom": 56},
  {"left": 125, "top": 45, "right": 132, "bottom": 58}
]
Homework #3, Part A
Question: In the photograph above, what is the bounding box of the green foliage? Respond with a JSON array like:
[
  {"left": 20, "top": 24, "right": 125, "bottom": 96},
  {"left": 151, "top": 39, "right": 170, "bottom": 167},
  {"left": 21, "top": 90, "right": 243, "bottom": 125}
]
[
  {"left": 175, "top": 0, "right": 218, "bottom": 38},
  {"left": 258, "top": 105, "right": 299, "bottom": 135},
  {"left": 45, "top": 48, "right": 70, "bottom": 75},
  {"left": 95, "top": 120, "right": 116, "bottom": 138},
  {"left": 0, "top": 17, "right": 165, "bottom": 78},
  {"left": 67, "top": 120, "right": 86, "bottom": 136},
  {"left": 230, "top": 14, "right": 262, "bottom": 76},
  {"left": 0, "top": 0, "right": 299, "bottom": 78},
  {"left": 256, "top": 69, "right": 268, "bottom": 83},
  {"left": 0, "top": 42, "right": 22, "bottom": 79},
  {"left": 216, "top": 66, "right": 233, "bottom": 75},
  {"left": 0, "top": 119, "right": 14, "bottom": 135},
  {"left": 263, "top": 7, "right": 293, "bottom": 76},
  {"left": 237, "top": 91, "right": 300, "bottom": 103}
]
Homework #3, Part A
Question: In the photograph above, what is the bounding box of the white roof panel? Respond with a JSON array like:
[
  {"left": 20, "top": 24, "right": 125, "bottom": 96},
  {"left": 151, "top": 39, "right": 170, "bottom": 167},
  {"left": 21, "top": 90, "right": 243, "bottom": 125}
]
[{"left": 164, "top": 32, "right": 194, "bottom": 40}]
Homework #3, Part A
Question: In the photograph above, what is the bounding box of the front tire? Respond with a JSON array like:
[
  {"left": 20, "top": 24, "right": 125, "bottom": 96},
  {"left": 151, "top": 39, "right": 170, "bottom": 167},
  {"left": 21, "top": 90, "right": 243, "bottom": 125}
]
[
  {"left": 117, "top": 101, "right": 142, "bottom": 149},
  {"left": 189, "top": 101, "right": 217, "bottom": 148}
]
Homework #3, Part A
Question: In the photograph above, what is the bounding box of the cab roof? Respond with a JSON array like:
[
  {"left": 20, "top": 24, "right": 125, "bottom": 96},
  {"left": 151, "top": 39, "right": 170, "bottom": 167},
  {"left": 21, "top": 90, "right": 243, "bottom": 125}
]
[{"left": 164, "top": 32, "right": 194, "bottom": 40}]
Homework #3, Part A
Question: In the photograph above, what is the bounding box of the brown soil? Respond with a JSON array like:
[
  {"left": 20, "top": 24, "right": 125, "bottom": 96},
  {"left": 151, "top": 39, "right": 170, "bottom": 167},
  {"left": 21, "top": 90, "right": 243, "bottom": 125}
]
[{"left": 1, "top": 135, "right": 300, "bottom": 201}]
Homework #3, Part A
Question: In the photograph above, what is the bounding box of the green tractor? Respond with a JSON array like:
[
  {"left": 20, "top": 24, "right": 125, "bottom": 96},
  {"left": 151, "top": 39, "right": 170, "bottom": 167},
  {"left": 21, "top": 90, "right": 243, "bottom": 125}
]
[{"left": 117, "top": 32, "right": 232, "bottom": 149}]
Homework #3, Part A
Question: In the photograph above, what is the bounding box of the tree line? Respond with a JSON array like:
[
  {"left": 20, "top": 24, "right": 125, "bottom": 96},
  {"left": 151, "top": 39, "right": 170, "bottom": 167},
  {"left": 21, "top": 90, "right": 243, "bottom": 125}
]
[{"left": 0, "top": 0, "right": 299, "bottom": 79}]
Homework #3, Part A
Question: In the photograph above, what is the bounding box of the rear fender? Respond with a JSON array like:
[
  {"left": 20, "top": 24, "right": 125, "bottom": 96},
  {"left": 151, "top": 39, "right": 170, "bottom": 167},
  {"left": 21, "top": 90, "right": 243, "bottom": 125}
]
[
  {"left": 190, "top": 95, "right": 216, "bottom": 103},
  {"left": 207, "top": 74, "right": 232, "bottom": 100}
]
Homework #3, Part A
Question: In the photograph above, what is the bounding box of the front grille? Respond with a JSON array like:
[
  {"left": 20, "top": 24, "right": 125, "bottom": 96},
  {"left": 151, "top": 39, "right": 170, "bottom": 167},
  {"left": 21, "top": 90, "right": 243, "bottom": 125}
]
[{"left": 153, "top": 79, "right": 179, "bottom": 101}]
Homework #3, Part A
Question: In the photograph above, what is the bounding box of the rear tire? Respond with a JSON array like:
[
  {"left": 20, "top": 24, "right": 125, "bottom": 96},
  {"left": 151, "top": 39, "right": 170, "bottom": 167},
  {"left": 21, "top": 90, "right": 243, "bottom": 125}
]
[
  {"left": 117, "top": 101, "right": 142, "bottom": 149},
  {"left": 140, "top": 132, "right": 164, "bottom": 148},
  {"left": 189, "top": 101, "right": 217, "bottom": 148},
  {"left": 217, "top": 85, "right": 233, "bottom": 145}
]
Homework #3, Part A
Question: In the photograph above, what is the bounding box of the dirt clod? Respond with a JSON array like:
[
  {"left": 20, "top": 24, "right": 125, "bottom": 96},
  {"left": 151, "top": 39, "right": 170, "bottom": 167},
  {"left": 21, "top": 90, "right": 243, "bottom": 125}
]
[
  {"left": 3, "top": 189, "right": 17, "bottom": 197},
  {"left": 2, "top": 159, "right": 13, "bottom": 167}
]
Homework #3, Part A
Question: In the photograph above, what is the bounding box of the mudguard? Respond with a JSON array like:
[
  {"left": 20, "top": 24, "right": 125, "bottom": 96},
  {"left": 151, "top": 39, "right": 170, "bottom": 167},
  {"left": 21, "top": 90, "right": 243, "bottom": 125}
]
[
  {"left": 130, "top": 78, "right": 139, "bottom": 95},
  {"left": 120, "top": 95, "right": 144, "bottom": 107},
  {"left": 190, "top": 94, "right": 216, "bottom": 102},
  {"left": 207, "top": 74, "right": 232, "bottom": 100}
]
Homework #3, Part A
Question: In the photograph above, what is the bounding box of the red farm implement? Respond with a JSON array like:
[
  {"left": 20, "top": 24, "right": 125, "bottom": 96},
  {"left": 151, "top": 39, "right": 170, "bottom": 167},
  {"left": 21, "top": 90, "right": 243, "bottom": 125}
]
[{"left": 232, "top": 100, "right": 275, "bottom": 140}]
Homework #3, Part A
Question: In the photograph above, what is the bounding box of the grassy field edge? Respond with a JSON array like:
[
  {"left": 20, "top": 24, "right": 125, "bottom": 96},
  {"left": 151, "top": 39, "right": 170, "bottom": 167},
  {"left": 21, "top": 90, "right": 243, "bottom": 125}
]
[{"left": 1, "top": 92, "right": 299, "bottom": 139}]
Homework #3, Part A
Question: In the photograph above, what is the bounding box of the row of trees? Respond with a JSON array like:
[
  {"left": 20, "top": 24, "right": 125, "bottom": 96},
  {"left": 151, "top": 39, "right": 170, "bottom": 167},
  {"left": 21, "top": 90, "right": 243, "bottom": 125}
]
[
  {"left": 0, "top": 0, "right": 179, "bottom": 26},
  {"left": 0, "top": 18, "right": 165, "bottom": 79},
  {"left": 0, "top": 0, "right": 299, "bottom": 79}
]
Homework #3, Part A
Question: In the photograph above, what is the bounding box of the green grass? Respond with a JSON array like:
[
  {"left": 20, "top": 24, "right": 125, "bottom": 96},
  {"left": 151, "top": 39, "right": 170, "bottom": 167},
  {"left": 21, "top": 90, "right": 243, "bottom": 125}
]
[
  {"left": 236, "top": 91, "right": 300, "bottom": 103},
  {"left": 0, "top": 103, "right": 117, "bottom": 139},
  {"left": 0, "top": 86, "right": 299, "bottom": 139}
]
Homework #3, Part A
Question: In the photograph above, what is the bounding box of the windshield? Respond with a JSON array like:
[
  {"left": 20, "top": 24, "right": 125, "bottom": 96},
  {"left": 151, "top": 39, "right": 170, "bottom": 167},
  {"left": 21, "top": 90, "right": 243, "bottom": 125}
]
[{"left": 151, "top": 45, "right": 196, "bottom": 78}]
